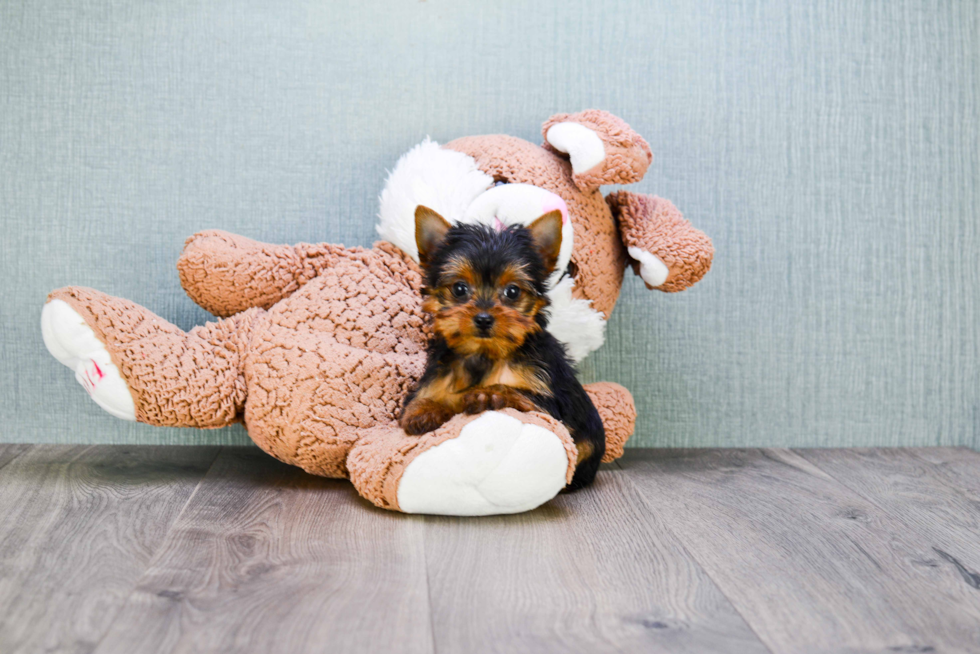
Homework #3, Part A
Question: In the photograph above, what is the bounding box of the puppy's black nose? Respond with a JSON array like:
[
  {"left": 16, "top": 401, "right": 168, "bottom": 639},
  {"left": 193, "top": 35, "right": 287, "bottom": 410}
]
[{"left": 473, "top": 312, "right": 494, "bottom": 331}]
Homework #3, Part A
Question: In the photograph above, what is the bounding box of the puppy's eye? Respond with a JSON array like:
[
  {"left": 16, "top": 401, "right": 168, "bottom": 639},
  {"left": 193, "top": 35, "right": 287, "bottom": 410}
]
[
  {"left": 451, "top": 281, "right": 469, "bottom": 298},
  {"left": 503, "top": 284, "right": 521, "bottom": 301}
]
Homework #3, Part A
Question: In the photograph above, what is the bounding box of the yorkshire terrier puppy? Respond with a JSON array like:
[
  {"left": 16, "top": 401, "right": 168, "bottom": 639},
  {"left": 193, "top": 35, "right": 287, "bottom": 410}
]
[{"left": 400, "top": 205, "right": 605, "bottom": 490}]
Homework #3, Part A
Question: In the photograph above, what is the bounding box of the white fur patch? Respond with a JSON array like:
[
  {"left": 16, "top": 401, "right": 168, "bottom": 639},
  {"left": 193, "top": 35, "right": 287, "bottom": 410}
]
[
  {"left": 545, "top": 122, "right": 606, "bottom": 174},
  {"left": 397, "top": 411, "right": 569, "bottom": 516},
  {"left": 546, "top": 276, "right": 606, "bottom": 363},
  {"left": 376, "top": 139, "right": 493, "bottom": 261}
]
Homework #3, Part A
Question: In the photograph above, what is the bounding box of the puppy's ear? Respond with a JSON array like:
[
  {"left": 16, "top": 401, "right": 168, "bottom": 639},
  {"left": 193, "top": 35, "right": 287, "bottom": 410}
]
[
  {"left": 415, "top": 205, "right": 452, "bottom": 266},
  {"left": 527, "top": 210, "right": 563, "bottom": 274}
]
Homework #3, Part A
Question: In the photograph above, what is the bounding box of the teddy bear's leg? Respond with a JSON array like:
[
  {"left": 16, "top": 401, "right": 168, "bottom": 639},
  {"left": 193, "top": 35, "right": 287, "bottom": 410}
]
[
  {"left": 347, "top": 409, "right": 577, "bottom": 516},
  {"left": 583, "top": 382, "right": 636, "bottom": 463},
  {"left": 42, "top": 286, "right": 260, "bottom": 427}
]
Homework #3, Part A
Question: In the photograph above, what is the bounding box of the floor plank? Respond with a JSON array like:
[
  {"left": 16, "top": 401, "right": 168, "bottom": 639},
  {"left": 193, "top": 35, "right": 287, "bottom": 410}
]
[
  {"left": 907, "top": 447, "right": 980, "bottom": 502},
  {"left": 796, "top": 448, "right": 980, "bottom": 595},
  {"left": 620, "top": 449, "right": 980, "bottom": 654},
  {"left": 0, "top": 445, "right": 219, "bottom": 654},
  {"left": 423, "top": 467, "right": 770, "bottom": 654},
  {"left": 0, "top": 443, "right": 31, "bottom": 471},
  {"left": 95, "top": 447, "right": 433, "bottom": 654}
]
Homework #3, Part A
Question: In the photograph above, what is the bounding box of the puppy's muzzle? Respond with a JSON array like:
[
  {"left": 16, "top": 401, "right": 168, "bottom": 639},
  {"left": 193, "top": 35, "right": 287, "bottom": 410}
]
[{"left": 473, "top": 312, "right": 494, "bottom": 335}]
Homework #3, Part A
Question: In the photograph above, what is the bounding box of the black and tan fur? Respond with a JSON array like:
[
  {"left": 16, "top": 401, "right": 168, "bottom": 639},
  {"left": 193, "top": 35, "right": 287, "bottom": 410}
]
[{"left": 401, "top": 205, "right": 605, "bottom": 490}]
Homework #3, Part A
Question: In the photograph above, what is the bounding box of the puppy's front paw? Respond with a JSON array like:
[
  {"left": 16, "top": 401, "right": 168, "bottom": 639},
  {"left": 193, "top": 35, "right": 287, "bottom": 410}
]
[
  {"left": 493, "top": 387, "right": 538, "bottom": 412},
  {"left": 401, "top": 399, "right": 455, "bottom": 435},
  {"left": 462, "top": 389, "right": 490, "bottom": 414},
  {"left": 464, "top": 386, "right": 537, "bottom": 414}
]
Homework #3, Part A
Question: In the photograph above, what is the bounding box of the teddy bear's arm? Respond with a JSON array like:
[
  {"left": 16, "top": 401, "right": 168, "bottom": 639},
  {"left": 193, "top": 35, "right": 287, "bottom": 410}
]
[
  {"left": 606, "top": 190, "right": 714, "bottom": 293},
  {"left": 177, "top": 230, "right": 368, "bottom": 317}
]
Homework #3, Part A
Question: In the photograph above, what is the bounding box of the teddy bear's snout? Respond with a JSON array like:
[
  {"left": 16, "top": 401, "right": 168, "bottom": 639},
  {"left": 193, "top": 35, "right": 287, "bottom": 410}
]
[
  {"left": 463, "top": 183, "right": 568, "bottom": 228},
  {"left": 461, "top": 183, "right": 574, "bottom": 281}
]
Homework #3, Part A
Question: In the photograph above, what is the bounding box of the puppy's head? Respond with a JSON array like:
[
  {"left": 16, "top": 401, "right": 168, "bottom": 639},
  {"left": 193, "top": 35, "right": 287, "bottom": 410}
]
[{"left": 415, "top": 205, "right": 563, "bottom": 359}]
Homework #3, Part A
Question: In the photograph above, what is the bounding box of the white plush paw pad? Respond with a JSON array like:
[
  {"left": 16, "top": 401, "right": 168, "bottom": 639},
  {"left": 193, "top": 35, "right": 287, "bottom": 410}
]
[
  {"left": 545, "top": 122, "right": 606, "bottom": 174},
  {"left": 41, "top": 299, "right": 136, "bottom": 421},
  {"left": 627, "top": 246, "right": 670, "bottom": 288},
  {"left": 397, "top": 411, "right": 570, "bottom": 516}
]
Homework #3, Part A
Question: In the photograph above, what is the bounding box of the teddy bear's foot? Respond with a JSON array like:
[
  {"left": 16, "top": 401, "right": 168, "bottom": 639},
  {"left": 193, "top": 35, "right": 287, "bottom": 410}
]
[
  {"left": 348, "top": 409, "right": 577, "bottom": 516},
  {"left": 583, "top": 381, "right": 636, "bottom": 462},
  {"left": 41, "top": 299, "right": 136, "bottom": 421},
  {"left": 398, "top": 411, "right": 571, "bottom": 515}
]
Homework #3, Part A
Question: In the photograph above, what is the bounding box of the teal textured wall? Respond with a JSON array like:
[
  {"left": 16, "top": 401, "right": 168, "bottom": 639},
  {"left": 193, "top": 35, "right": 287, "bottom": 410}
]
[{"left": 2, "top": 0, "right": 978, "bottom": 447}]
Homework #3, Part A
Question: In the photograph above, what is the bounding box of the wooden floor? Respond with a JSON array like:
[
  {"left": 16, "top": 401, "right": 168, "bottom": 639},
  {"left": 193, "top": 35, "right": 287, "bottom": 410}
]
[{"left": 1, "top": 445, "right": 979, "bottom": 653}]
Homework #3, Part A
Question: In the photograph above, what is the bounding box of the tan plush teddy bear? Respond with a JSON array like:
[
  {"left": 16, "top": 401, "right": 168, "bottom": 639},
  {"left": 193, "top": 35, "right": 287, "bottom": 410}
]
[{"left": 40, "top": 110, "right": 712, "bottom": 516}]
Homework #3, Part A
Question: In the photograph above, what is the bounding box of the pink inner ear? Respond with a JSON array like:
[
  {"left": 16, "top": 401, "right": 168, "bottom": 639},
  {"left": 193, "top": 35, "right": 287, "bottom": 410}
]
[
  {"left": 541, "top": 197, "right": 569, "bottom": 224},
  {"left": 493, "top": 216, "right": 506, "bottom": 231}
]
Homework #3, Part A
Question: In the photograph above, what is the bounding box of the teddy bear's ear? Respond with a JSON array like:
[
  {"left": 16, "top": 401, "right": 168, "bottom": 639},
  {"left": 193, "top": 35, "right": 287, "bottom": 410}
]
[{"left": 542, "top": 110, "right": 653, "bottom": 192}]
